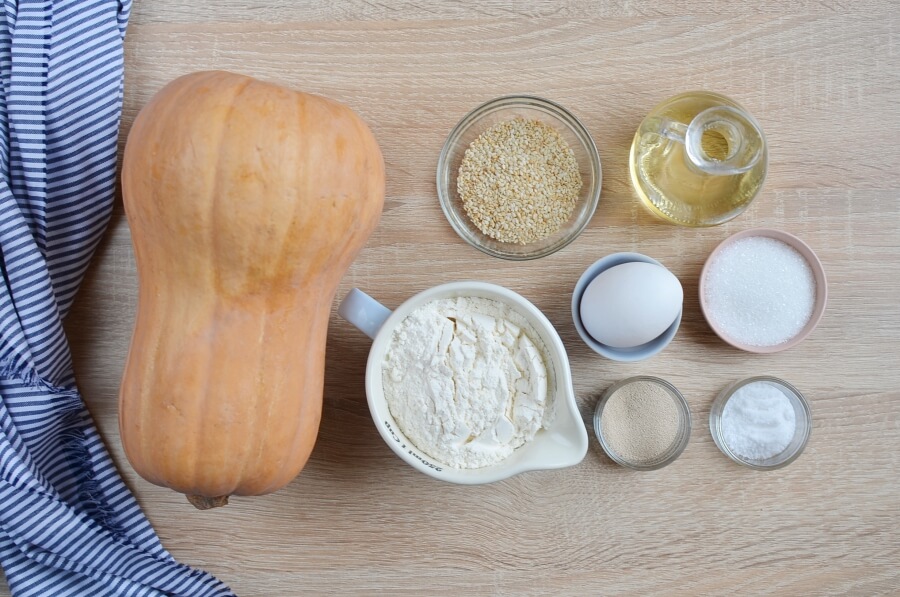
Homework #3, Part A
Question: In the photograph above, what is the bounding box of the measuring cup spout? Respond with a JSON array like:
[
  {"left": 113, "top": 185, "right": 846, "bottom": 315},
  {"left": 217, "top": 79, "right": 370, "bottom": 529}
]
[{"left": 338, "top": 288, "right": 392, "bottom": 340}]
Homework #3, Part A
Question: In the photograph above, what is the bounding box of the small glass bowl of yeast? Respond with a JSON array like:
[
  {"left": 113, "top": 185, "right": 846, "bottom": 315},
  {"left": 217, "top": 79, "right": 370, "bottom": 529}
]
[{"left": 593, "top": 376, "right": 691, "bottom": 471}]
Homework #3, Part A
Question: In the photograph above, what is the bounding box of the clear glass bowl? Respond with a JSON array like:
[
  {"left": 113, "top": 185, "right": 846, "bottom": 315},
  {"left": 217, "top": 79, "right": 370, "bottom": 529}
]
[
  {"left": 593, "top": 376, "right": 692, "bottom": 471},
  {"left": 436, "top": 95, "right": 602, "bottom": 260},
  {"left": 709, "top": 376, "right": 811, "bottom": 470}
]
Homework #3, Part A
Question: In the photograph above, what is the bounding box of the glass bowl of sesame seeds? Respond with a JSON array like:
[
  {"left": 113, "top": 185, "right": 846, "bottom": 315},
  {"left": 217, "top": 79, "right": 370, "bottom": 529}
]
[{"left": 437, "top": 95, "right": 602, "bottom": 260}]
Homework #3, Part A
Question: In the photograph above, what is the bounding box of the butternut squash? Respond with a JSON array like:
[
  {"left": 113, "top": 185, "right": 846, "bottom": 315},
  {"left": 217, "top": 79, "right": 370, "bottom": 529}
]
[{"left": 118, "top": 71, "right": 384, "bottom": 508}]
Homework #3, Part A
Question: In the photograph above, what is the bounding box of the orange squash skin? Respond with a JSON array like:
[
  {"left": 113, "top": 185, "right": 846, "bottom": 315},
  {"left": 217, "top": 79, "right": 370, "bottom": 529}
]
[{"left": 118, "top": 71, "right": 385, "bottom": 502}]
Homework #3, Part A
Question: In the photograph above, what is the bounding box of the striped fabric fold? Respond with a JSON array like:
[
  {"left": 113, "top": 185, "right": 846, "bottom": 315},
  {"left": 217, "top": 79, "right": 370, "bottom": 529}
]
[{"left": 0, "top": 1, "right": 234, "bottom": 595}]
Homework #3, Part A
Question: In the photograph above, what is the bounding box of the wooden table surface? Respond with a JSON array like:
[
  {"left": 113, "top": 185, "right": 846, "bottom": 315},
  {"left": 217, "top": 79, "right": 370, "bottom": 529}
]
[{"left": 6, "top": 1, "right": 899, "bottom": 595}]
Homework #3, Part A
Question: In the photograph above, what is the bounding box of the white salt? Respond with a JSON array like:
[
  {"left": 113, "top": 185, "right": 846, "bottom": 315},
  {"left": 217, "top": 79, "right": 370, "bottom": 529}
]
[
  {"left": 704, "top": 236, "right": 816, "bottom": 347},
  {"left": 721, "top": 381, "right": 797, "bottom": 461}
]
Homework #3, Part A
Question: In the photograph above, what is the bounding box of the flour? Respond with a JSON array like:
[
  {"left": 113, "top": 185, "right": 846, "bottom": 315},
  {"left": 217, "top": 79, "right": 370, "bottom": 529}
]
[{"left": 382, "top": 296, "right": 553, "bottom": 469}]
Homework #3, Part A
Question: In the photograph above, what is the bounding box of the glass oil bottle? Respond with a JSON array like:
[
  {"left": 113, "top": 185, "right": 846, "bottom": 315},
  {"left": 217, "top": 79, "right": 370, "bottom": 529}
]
[{"left": 629, "top": 91, "right": 767, "bottom": 226}]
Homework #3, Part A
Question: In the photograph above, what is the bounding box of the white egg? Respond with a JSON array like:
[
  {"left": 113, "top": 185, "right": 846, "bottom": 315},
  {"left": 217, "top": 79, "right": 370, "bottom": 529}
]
[{"left": 579, "top": 261, "right": 683, "bottom": 348}]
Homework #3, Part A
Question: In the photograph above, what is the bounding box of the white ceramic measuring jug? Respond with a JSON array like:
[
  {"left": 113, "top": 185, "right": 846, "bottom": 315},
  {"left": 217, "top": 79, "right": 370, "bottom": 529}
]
[{"left": 338, "top": 281, "right": 588, "bottom": 484}]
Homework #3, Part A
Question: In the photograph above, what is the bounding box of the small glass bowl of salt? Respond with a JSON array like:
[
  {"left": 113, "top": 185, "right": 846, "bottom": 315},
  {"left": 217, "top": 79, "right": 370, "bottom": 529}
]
[{"left": 709, "top": 376, "right": 811, "bottom": 470}]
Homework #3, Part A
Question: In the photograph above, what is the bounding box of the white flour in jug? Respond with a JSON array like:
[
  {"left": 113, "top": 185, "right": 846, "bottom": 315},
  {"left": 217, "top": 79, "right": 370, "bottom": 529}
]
[{"left": 382, "top": 296, "right": 553, "bottom": 469}]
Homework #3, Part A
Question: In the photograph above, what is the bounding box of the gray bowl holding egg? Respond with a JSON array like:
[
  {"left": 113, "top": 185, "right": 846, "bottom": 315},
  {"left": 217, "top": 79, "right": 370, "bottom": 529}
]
[{"left": 572, "top": 252, "right": 683, "bottom": 362}]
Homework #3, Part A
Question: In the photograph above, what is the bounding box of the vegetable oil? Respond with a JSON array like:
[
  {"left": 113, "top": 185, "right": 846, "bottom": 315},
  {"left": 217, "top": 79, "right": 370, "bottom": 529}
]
[{"left": 629, "top": 91, "right": 767, "bottom": 227}]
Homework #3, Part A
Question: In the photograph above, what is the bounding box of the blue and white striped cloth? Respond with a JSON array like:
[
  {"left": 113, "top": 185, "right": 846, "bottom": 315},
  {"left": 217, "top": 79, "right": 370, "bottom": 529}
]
[{"left": 0, "top": 1, "right": 234, "bottom": 595}]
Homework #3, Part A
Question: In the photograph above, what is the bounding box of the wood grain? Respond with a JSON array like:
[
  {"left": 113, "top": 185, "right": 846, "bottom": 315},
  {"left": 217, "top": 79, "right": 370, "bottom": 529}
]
[{"left": 4, "top": 1, "right": 898, "bottom": 595}]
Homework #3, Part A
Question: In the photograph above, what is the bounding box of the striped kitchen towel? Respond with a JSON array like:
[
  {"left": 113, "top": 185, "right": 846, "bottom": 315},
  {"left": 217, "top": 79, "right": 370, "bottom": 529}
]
[{"left": 0, "top": 0, "right": 234, "bottom": 595}]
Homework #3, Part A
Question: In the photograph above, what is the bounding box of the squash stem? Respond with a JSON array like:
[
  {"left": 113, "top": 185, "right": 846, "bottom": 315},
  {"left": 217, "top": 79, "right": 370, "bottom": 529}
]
[{"left": 187, "top": 494, "right": 230, "bottom": 510}]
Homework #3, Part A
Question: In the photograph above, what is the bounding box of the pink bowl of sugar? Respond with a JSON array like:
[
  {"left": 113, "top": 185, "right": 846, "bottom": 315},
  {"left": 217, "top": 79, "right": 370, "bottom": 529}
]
[{"left": 699, "top": 228, "right": 827, "bottom": 353}]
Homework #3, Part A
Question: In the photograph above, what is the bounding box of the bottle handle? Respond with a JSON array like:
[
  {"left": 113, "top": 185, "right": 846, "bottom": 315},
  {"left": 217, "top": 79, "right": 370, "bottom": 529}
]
[
  {"left": 338, "top": 288, "right": 393, "bottom": 340},
  {"left": 658, "top": 106, "right": 764, "bottom": 176},
  {"left": 660, "top": 119, "right": 690, "bottom": 144}
]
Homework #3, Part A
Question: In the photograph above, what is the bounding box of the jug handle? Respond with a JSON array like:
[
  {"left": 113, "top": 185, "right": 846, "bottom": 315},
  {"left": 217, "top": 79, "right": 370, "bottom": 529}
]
[{"left": 338, "top": 288, "right": 392, "bottom": 340}]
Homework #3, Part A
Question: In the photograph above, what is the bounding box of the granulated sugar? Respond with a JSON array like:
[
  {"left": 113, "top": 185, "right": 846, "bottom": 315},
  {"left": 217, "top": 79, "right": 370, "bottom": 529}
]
[{"left": 703, "top": 236, "right": 816, "bottom": 347}]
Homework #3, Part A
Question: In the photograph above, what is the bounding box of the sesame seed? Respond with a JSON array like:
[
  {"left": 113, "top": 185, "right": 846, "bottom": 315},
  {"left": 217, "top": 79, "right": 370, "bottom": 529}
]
[{"left": 457, "top": 118, "right": 582, "bottom": 245}]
